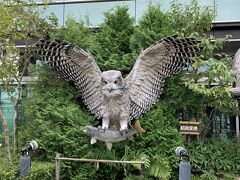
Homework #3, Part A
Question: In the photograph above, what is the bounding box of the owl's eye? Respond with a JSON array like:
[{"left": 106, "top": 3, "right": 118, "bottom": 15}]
[
  {"left": 102, "top": 79, "right": 108, "bottom": 84},
  {"left": 113, "top": 79, "right": 119, "bottom": 84}
]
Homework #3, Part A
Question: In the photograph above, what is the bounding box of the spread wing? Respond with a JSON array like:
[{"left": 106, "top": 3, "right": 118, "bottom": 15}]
[
  {"left": 125, "top": 36, "right": 200, "bottom": 120},
  {"left": 35, "top": 39, "right": 103, "bottom": 119}
]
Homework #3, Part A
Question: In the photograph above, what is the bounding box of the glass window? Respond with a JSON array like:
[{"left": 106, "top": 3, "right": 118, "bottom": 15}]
[
  {"left": 135, "top": 0, "right": 170, "bottom": 22},
  {"left": 135, "top": 0, "right": 214, "bottom": 22},
  {"left": 64, "top": 1, "right": 135, "bottom": 26},
  {"left": 38, "top": 4, "right": 65, "bottom": 26},
  {"left": 215, "top": 0, "right": 240, "bottom": 21}
]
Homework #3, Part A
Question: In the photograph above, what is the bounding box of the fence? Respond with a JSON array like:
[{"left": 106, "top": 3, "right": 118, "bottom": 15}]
[{"left": 55, "top": 153, "right": 145, "bottom": 180}]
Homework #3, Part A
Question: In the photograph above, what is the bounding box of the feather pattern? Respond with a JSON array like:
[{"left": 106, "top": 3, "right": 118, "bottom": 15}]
[
  {"left": 35, "top": 39, "right": 103, "bottom": 119},
  {"left": 125, "top": 36, "right": 200, "bottom": 120},
  {"left": 34, "top": 36, "right": 200, "bottom": 131}
]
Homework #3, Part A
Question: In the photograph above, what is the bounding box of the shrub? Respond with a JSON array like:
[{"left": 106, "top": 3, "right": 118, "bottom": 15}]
[
  {"left": 0, "top": 148, "right": 18, "bottom": 179},
  {"left": 28, "top": 162, "right": 55, "bottom": 180},
  {"left": 90, "top": 6, "right": 136, "bottom": 74},
  {"left": 0, "top": 161, "right": 17, "bottom": 179},
  {"left": 187, "top": 138, "right": 240, "bottom": 178}
]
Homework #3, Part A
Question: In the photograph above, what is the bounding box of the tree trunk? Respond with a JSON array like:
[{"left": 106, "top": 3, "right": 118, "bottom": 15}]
[
  {"left": 13, "top": 104, "right": 19, "bottom": 149},
  {"left": 0, "top": 110, "right": 12, "bottom": 165},
  {"left": 201, "top": 108, "right": 217, "bottom": 139},
  {"left": 8, "top": 90, "right": 20, "bottom": 150}
]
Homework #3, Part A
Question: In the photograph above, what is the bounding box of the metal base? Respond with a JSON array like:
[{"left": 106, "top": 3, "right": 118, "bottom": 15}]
[{"left": 20, "top": 155, "right": 31, "bottom": 177}]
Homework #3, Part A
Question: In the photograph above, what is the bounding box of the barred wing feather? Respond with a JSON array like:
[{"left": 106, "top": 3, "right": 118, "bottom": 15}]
[
  {"left": 125, "top": 36, "right": 200, "bottom": 120},
  {"left": 35, "top": 39, "right": 103, "bottom": 119}
]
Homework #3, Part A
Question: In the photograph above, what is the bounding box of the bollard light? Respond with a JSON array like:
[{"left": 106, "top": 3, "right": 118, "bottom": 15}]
[{"left": 175, "top": 147, "right": 191, "bottom": 180}]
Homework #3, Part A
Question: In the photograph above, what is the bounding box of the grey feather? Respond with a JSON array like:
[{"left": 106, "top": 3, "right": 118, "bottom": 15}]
[
  {"left": 35, "top": 39, "right": 103, "bottom": 119},
  {"left": 231, "top": 48, "right": 240, "bottom": 96},
  {"left": 125, "top": 36, "right": 200, "bottom": 120},
  {"left": 34, "top": 36, "right": 200, "bottom": 131}
]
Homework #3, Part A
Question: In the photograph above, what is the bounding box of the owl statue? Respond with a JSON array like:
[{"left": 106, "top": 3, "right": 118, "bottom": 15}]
[{"left": 35, "top": 35, "right": 200, "bottom": 135}]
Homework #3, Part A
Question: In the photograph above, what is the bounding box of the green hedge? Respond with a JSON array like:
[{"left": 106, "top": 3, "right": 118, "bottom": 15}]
[
  {"left": 0, "top": 161, "right": 17, "bottom": 179},
  {"left": 0, "top": 156, "right": 54, "bottom": 180},
  {"left": 28, "top": 162, "right": 55, "bottom": 180},
  {"left": 187, "top": 138, "right": 240, "bottom": 179}
]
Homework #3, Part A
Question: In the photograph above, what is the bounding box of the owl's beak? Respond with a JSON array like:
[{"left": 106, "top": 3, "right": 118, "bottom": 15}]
[
  {"left": 108, "top": 88, "right": 114, "bottom": 93},
  {"left": 106, "top": 86, "right": 114, "bottom": 93}
]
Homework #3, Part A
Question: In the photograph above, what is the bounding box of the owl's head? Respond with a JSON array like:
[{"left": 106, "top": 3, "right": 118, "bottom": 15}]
[{"left": 101, "top": 70, "right": 124, "bottom": 97}]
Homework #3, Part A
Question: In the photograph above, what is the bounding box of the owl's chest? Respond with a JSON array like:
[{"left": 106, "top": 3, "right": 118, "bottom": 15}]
[
  {"left": 102, "top": 97, "right": 129, "bottom": 118},
  {"left": 103, "top": 99, "right": 121, "bottom": 117}
]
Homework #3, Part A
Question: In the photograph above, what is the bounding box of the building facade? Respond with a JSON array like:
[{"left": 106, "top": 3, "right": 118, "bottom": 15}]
[{"left": 36, "top": 0, "right": 240, "bottom": 26}]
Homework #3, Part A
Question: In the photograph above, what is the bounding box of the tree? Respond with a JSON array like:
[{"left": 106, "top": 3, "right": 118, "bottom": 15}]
[
  {"left": 167, "top": 0, "right": 237, "bottom": 138},
  {"left": 0, "top": 0, "right": 56, "bottom": 163},
  {"left": 132, "top": 0, "right": 237, "bottom": 139},
  {"left": 130, "top": 4, "right": 172, "bottom": 51},
  {"left": 90, "top": 6, "right": 136, "bottom": 75},
  {"left": 19, "top": 65, "right": 98, "bottom": 179},
  {"left": 51, "top": 17, "right": 93, "bottom": 50}
]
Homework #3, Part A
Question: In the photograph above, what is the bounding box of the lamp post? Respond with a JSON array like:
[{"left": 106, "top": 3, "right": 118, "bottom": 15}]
[
  {"left": 19, "top": 152, "right": 31, "bottom": 178},
  {"left": 176, "top": 147, "right": 191, "bottom": 180},
  {"left": 19, "top": 140, "right": 38, "bottom": 178}
]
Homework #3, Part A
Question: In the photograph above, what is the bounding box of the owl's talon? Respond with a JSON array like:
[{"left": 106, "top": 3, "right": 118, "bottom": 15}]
[
  {"left": 103, "top": 127, "right": 107, "bottom": 132},
  {"left": 97, "top": 126, "right": 102, "bottom": 131},
  {"left": 119, "top": 128, "right": 128, "bottom": 136},
  {"left": 119, "top": 131, "right": 124, "bottom": 136}
]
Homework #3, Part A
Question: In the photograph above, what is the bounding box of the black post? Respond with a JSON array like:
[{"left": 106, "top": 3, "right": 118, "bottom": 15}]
[{"left": 19, "top": 154, "right": 31, "bottom": 178}]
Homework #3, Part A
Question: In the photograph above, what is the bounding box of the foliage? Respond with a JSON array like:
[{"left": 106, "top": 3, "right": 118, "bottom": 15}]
[
  {"left": 0, "top": 148, "right": 19, "bottom": 179},
  {"left": 130, "top": 4, "right": 172, "bottom": 51},
  {"left": 148, "top": 156, "right": 171, "bottom": 179},
  {"left": 0, "top": 148, "right": 55, "bottom": 179},
  {"left": 123, "top": 174, "right": 143, "bottom": 180},
  {"left": 162, "top": 1, "right": 237, "bottom": 138},
  {"left": 28, "top": 162, "right": 55, "bottom": 180},
  {"left": 108, "top": 101, "right": 183, "bottom": 179},
  {"left": 130, "top": 1, "right": 237, "bottom": 129},
  {"left": 90, "top": 6, "right": 136, "bottom": 74},
  {"left": 0, "top": 160, "right": 17, "bottom": 179},
  {"left": 168, "top": 0, "right": 214, "bottom": 37},
  {"left": 183, "top": 38, "right": 236, "bottom": 111},
  {"left": 0, "top": 0, "right": 56, "bottom": 165},
  {"left": 136, "top": 102, "right": 183, "bottom": 178},
  {"left": 19, "top": 65, "right": 98, "bottom": 179},
  {"left": 187, "top": 138, "right": 240, "bottom": 178},
  {"left": 131, "top": 0, "right": 214, "bottom": 51},
  {"left": 51, "top": 17, "right": 93, "bottom": 50}
]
